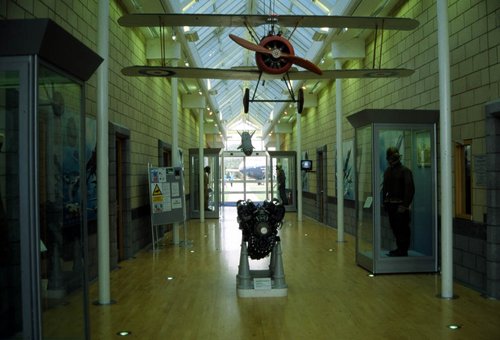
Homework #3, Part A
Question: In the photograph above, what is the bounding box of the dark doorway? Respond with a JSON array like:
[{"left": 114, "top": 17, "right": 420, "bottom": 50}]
[
  {"left": 115, "top": 136, "right": 127, "bottom": 261},
  {"left": 316, "top": 146, "right": 327, "bottom": 223}
]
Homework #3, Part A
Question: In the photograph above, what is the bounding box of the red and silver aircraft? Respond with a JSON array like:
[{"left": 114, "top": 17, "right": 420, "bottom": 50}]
[{"left": 119, "top": 13, "right": 418, "bottom": 113}]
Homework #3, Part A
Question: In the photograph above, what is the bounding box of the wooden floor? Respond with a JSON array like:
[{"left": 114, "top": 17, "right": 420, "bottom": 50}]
[{"left": 49, "top": 207, "right": 500, "bottom": 339}]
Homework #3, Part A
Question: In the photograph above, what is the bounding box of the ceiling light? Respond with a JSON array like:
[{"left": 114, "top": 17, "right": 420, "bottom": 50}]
[
  {"left": 129, "top": 0, "right": 141, "bottom": 10},
  {"left": 182, "top": 0, "right": 198, "bottom": 12},
  {"left": 312, "top": 0, "right": 330, "bottom": 14},
  {"left": 184, "top": 61, "right": 190, "bottom": 67},
  {"left": 312, "top": 31, "right": 328, "bottom": 41},
  {"left": 117, "top": 331, "right": 131, "bottom": 336},
  {"left": 185, "top": 31, "right": 199, "bottom": 42}
]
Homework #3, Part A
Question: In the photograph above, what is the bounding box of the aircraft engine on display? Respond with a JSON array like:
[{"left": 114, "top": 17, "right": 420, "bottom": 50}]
[{"left": 236, "top": 199, "right": 285, "bottom": 260}]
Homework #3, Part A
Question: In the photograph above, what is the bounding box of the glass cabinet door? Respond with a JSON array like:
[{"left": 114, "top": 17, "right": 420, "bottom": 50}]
[
  {"left": 269, "top": 151, "right": 297, "bottom": 211},
  {"left": 38, "top": 64, "right": 89, "bottom": 339},
  {"left": 1, "top": 58, "right": 89, "bottom": 339},
  {"left": 355, "top": 125, "right": 374, "bottom": 269},
  {"left": 189, "top": 148, "right": 220, "bottom": 218},
  {"left": 374, "top": 125, "right": 437, "bottom": 273},
  {"left": 0, "top": 64, "right": 24, "bottom": 339}
]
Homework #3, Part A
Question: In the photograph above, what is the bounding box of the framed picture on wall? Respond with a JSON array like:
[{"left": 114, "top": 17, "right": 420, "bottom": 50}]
[
  {"left": 335, "top": 139, "right": 355, "bottom": 200},
  {"left": 416, "top": 131, "right": 431, "bottom": 167}
]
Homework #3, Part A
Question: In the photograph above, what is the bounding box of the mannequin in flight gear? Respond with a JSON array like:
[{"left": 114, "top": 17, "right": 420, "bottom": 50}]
[
  {"left": 276, "top": 164, "right": 288, "bottom": 205},
  {"left": 204, "top": 166, "right": 211, "bottom": 211},
  {"left": 382, "top": 147, "right": 415, "bottom": 256}
]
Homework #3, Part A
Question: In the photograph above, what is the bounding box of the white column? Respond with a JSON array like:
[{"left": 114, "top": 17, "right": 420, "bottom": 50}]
[
  {"left": 171, "top": 60, "right": 180, "bottom": 244},
  {"left": 297, "top": 112, "right": 302, "bottom": 221},
  {"left": 437, "top": 0, "right": 454, "bottom": 299},
  {"left": 336, "top": 60, "right": 345, "bottom": 242},
  {"left": 97, "top": 0, "right": 110, "bottom": 304},
  {"left": 275, "top": 133, "right": 281, "bottom": 151},
  {"left": 199, "top": 109, "right": 205, "bottom": 222}
]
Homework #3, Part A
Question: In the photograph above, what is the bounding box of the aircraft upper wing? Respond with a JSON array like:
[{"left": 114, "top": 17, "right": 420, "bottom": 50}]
[
  {"left": 118, "top": 13, "right": 419, "bottom": 30},
  {"left": 122, "top": 66, "right": 414, "bottom": 80}
]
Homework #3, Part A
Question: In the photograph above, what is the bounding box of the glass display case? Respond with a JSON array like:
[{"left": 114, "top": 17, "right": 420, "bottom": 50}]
[
  {"left": 0, "top": 19, "right": 102, "bottom": 339},
  {"left": 269, "top": 151, "right": 297, "bottom": 211},
  {"left": 348, "top": 109, "right": 439, "bottom": 274},
  {"left": 189, "top": 148, "right": 221, "bottom": 218}
]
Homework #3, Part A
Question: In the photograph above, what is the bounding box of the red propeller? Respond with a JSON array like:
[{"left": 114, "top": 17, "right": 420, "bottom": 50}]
[{"left": 229, "top": 34, "right": 322, "bottom": 75}]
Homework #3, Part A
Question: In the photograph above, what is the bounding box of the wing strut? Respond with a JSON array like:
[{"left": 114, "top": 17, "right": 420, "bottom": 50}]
[
  {"left": 372, "top": 20, "right": 386, "bottom": 69},
  {"left": 282, "top": 73, "right": 296, "bottom": 102},
  {"left": 251, "top": 72, "right": 265, "bottom": 101}
]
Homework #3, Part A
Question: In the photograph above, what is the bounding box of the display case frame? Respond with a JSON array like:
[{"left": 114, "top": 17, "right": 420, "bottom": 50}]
[{"left": 348, "top": 109, "right": 439, "bottom": 274}]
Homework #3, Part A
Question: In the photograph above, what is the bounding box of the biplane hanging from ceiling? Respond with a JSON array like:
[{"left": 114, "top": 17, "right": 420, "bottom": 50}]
[{"left": 119, "top": 13, "right": 419, "bottom": 113}]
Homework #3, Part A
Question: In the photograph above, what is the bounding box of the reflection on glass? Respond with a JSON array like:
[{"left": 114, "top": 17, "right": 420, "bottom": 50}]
[
  {"left": 411, "top": 129, "right": 434, "bottom": 256},
  {"left": 0, "top": 70, "right": 23, "bottom": 338},
  {"left": 378, "top": 129, "right": 434, "bottom": 257},
  {"left": 191, "top": 154, "right": 218, "bottom": 212},
  {"left": 273, "top": 157, "right": 291, "bottom": 205},
  {"left": 356, "top": 125, "right": 373, "bottom": 260},
  {"left": 221, "top": 155, "right": 267, "bottom": 205},
  {"left": 38, "top": 65, "right": 86, "bottom": 338}
]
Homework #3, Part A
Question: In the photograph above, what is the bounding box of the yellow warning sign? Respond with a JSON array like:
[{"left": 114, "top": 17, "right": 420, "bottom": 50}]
[{"left": 153, "top": 184, "right": 162, "bottom": 196}]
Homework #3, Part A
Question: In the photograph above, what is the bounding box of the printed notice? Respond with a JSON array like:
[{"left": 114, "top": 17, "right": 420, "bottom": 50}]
[
  {"left": 253, "top": 277, "right": 272, "bottom": 290},
  {"left": 172, "top": 197, "right": 182, "bottom": 209},
  {"left": 171, "top": 182, "right": 180, "bottom": 197},
  {"left": 363, "top": 196, "right": 373, "bottom": 209},
  {"left": 162, "top": 182, "right": 171, "bottom": 197}
]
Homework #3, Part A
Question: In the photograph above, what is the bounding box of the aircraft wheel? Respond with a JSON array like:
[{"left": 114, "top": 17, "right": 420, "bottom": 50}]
[
  {"left": 297, "top": 88, "right": 304, "bottom": 114},
  {"left": 243, "top": 88, "right": 250, "bottom": 113}
]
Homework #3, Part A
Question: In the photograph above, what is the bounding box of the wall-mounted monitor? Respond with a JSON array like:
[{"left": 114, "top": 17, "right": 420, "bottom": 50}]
[{"left": 301, "top": 160, "right": 313, "bottom": 171}]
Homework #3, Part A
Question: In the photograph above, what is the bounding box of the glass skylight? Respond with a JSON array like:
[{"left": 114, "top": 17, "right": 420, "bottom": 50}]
[{"left": 161, "top": 0, "right": 352, "bottom": 137}]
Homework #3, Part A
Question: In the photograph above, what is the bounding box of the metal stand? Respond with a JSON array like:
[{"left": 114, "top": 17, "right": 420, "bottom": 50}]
[
  {"left": 236, "top": 237, "right": 287, "bottom": 298},
  {"left": 178, "top": 220, "right": 193, "bottom": 248}
]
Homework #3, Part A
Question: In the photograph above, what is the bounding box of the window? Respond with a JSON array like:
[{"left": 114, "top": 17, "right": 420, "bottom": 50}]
[{"left": 454, "top": 140, "right": 472, "bottom": 218}]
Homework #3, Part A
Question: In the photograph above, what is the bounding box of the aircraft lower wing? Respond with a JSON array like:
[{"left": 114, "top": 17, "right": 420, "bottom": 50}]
[
  {"left": 122, "top": 66, "right": 414, "bottom": 80},
  {"left": 118, "top": 13, "right": 419, "bottom": 31}
]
